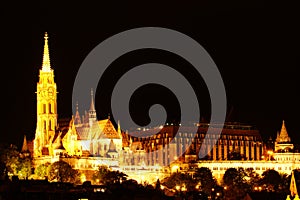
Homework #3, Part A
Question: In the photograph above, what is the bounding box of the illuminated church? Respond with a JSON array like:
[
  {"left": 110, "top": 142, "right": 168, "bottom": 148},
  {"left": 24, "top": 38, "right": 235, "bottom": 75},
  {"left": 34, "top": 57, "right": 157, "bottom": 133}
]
[
  {"left": 33, "top": 33, "right": 124, "bottom": 166},
  {"left": 30, "top": 32, "right": 300, "bottom": 183},
  {"left": 32, "top": 33, "right": 162, "bottom": 182}
]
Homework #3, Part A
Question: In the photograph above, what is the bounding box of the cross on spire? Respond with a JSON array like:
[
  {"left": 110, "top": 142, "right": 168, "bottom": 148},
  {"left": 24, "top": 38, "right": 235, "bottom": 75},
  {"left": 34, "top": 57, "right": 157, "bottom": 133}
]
[{"left": 42, "top": 32, "right": 51, "bottom": 71}]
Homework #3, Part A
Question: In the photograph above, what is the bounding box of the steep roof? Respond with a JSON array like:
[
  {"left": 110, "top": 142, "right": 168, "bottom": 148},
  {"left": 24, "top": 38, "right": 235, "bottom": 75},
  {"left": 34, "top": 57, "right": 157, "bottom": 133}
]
[
  {"left": 276, "top": 120, "right": 291, "bottom": 143},
  {"left": 94, "top": 119, "right": 121, "bottom": 139}
]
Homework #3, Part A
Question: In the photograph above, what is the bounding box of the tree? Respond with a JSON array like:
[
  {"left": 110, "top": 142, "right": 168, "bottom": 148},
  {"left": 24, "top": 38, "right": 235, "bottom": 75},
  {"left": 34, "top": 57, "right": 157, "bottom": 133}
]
[
  {"left": 280, "top": 172, "right": 290, "bottom": 193},
  {"left": 92, "top": 165, "right": 128, "bottom": 185},
  {"left": 261, "top": 169, "right": 282, "bottom": 191},
  {"left": 48, "top": 161, "right": 80, "bottom": 184},
  {"left": 104, "top": 170, "right": 128, "bottom": 184},
  {"left": 92, "top": 165, "right": 110, "bottom": 184},
  {"left": 0, "top": 144, "right": 21, "bottom": 176},
  {"left": 162, "top": 172, "right": 197, "bottom": 191},
  {"left": 35, "top": 162, "right": 50, "bottom": 179},
  {"left": 223, "top": 168, "right": 250, "bottom": 200},
  {"left": 245, "top": 168, "right": 260, "bottom": 189},
  {"left": 18, "top": 157, "right": 32, "bottom": 179},
  {"left": 193, "top": 167, "right": 216, "bottom": 195}
]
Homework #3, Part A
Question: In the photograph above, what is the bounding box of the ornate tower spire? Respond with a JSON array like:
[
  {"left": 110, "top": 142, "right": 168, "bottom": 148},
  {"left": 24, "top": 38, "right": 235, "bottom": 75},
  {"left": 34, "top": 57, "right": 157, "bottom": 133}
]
[
  {"left": 34, "top": 32, "right": 58, "bottom": 157},
  {"left": 89, "top": 88, "right": 97, "bottom": 126},
  {"left": 21, "top": 135, "right": 29, "bottom": 153},
  {"left": 117, "top": 120, "right": 122, "bottom": 137},
  {"left": 42, "top": 32, "right": 51, "bottom": 71},
  {"left": 74, "top": 101, "right": 81, "bottom": 125},
  {"left": 89, "top": 88, "right": 96, "bottom": 111},
  {"left": 276, "top": 120, "right": 291, "bottom": 143}
]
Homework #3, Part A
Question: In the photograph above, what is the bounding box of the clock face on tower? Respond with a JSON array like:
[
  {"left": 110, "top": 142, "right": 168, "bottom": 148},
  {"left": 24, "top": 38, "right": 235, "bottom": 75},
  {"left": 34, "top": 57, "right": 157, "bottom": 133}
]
[
  {"left": 48, "top": 87, "right": 54, "bottom": 98},
  {"left": 40, "top": 90, "right": 47, "bottom": 98}
]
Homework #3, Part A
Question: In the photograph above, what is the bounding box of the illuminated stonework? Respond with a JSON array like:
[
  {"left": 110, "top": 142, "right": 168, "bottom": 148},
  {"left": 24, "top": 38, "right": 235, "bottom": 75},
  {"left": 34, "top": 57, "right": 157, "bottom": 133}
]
[
  {"left": 32, "top": 33, "right": 142, "bottom": 182},
  {"left": 275, "top": 120, "right": 294, "bottom": 152},
  {"left": 34, "top": 32, "right": 58, "bottom": 157},
  {"left": 31, "top": 33, "right": 300, "bottom": 184}
]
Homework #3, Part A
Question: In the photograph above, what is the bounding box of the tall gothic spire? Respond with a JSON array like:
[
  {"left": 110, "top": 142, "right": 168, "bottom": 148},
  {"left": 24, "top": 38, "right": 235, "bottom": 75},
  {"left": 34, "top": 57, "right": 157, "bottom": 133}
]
[
  {"left": 21, "top": 135, "right": 29, "bottom": 153},
  {"left": 290, "top": 171, "right": 298, "bottom": 197},
  {"left": 117, "top": 120, "right": 122, "bottom": 137},
  {"left": 89, "top": 88, "right": 96, "bottom": 111},
  {"left": 74, "top": 101, "right": 82, "bottom": 125},
  {"left": 42, "top": 32, "right": 51, "bottom": 71},
  {"left": 89, "top": 88, "right": 97, "bottom": 124}
]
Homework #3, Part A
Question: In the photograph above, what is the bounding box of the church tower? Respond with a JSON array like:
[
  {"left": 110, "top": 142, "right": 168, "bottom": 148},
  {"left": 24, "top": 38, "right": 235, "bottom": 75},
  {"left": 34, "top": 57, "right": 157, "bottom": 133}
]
[
  {"left": 34, "top": 32, "right": 58, "bottom": 157},
  {"left": 274, "top": 120, "right": 294, "bottom": 152},
  {"left": 89, "top": 88, "right": 97, "bottom": 127}
]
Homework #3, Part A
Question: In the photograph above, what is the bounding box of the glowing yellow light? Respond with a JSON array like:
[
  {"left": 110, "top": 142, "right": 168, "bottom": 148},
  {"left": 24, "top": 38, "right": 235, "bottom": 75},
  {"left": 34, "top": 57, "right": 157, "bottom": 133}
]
[
  {"left": 267, "top": 150, "right": 273, "bottom": 155},
  {"left": 175, "top": 185, "right": 180, "bottom": 191},
  {"left": 258, "top": 186, "right": 262, "bottom": 191},
  {"left": 216, "top": 192, "right": 220, "bottom": 196},
  {"left": 224, "top": 186, "right": 227, "bottom": 190},
  {"left": 161, "top": 185, "right": 165, "bottom": 190},
  {"left": 80, "top": 173, "right": 86, "bottom": 183},
  {"left": 171, "top": 165, "right": 179, "bottom": 173}
]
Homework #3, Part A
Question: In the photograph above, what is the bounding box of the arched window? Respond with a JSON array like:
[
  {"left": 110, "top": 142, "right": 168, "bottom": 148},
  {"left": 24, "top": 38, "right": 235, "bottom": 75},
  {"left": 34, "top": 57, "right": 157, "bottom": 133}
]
[
  {"left": 49, "top": 103, "right": 52, "bottom": 114},
  {"left": 49, "top": 119, "right": 52, "bottom": 131},
  {"left": 43, "top": 104, "right": 46, "bottom": 114},
  {"left": 44, "top": 120, "right": 47, "bottom": 131}
]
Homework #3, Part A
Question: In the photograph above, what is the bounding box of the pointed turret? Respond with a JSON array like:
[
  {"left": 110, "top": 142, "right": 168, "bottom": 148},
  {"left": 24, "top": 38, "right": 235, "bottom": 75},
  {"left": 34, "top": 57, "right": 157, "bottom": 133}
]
[
  {"left": 89, "top": 88, "right": 97, "bottom": 126},
  {"left": 42, "top": 32, "right": 51, "bottom": 71},
  {"left": 276, "top": 120, "right": 291, "bottom": 143},
  {"left": 84, "top": 110, "right": 89, "bottom": 124},
  {"left": 290, "top": 171, "right": 298, "bottom": 197},
  {"left": 117, "top": 120, "right": 121, "bottom": 136},
  {"left": 107, "top": 139, "right": 118, "bottom": 158},
  {"left": 54, "top": 133, "right": 65, "bottom": 150},
  {"left": 275, "top": 120, "right": 294, "bottom": 152},
  {"left": 74, "top": 101, "right": 82, "bottom": 125},
  {"left": 89, "top": 88, "right": 96, "bottom": 111},
  {"left": 89, "top": 88, "right": 97, "bottom": 127},
  {"left": 53, "top": 132, "right": 65, "bottom": 157},
  {"left": 21, "top": 135, "right": 30, "bottom": 156},
  {"left": 108, "top": 139, "right": 117, "bottom": 152}
]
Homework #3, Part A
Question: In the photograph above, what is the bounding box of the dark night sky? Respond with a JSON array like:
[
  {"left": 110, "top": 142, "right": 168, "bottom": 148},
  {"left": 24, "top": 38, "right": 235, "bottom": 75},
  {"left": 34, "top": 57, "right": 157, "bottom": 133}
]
[{"left": 1, "top": 1, "right": 299, "bottom": 148}]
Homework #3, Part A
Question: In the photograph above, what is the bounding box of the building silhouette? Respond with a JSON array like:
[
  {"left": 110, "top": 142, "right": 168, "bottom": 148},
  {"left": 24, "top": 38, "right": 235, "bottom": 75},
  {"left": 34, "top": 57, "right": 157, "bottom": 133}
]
[{"left": 28, "top": 32, "right": 300, "bottom": 183}]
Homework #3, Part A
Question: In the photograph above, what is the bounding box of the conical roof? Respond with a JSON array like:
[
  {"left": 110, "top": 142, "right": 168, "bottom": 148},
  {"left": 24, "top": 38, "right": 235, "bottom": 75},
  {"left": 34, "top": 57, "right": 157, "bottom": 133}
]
[
  {"left": 54, "top": 133, "right": 65, "bottom": 150},
  {"left": 290, "top": 171, "right": 298, "bottom": 197},
  {"left": 107, "top": 139, "right": 118, "bottom": 153},
  {"left": 42, "top": 32, "right": 51, "bottom": 71},
  {"left": 276, "top": 120, "right": 291, "bottom": 143}
]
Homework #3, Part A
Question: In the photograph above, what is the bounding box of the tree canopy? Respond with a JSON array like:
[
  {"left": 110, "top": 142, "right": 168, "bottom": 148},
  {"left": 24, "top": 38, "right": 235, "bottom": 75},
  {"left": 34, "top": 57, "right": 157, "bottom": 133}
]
[
  {"left": 261, "top": 169, "right": 283, "bottom": 191},
  {"left": 0, "top": 144, "right": 32, "bottom": 179},
  {"left": 223, "top": 168, "right": 250, "bottom": 200},
  {"left": 92, "top": 165, "right": 128, "bottom": 185},
  {"left": 47, "top": 161, "right": 80, "bottom": 184},
  {"left": 193, "top": 167, "right": 216, "bottom": 195},
  {"left": 162, "top": 172, "right": 197, "bottom": 191}
]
